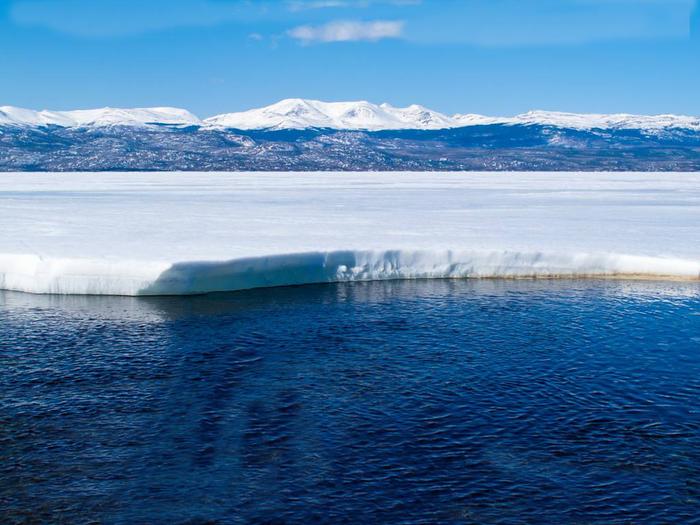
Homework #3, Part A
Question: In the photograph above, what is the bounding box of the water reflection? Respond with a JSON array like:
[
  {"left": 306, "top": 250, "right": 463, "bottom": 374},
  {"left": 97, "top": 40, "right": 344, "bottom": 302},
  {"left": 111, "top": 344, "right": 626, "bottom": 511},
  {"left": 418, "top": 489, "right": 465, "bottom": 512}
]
[{"left": 3, "top": 278, "right": 699, "bottom": 320}]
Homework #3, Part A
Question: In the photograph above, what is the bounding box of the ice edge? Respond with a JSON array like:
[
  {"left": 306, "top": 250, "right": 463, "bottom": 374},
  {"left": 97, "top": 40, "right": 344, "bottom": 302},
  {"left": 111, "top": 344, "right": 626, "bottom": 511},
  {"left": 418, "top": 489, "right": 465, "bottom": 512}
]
[{"left": 1, "top": 250, "right": 698, "bottom": 296}]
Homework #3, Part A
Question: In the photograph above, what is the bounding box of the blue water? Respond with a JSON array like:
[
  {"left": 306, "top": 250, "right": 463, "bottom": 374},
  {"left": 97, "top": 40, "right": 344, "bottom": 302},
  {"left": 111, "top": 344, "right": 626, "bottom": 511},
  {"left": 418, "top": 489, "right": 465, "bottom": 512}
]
[{"left": 2, "top": 279, "right": 700, "bottom": 524}]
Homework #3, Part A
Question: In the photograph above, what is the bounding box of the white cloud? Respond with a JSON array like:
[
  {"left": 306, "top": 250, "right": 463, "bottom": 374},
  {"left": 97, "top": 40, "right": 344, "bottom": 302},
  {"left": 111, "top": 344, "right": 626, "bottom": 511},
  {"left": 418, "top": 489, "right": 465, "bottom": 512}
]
[{"left": 287, "top": 19, "right": 404, "bottom": 43}]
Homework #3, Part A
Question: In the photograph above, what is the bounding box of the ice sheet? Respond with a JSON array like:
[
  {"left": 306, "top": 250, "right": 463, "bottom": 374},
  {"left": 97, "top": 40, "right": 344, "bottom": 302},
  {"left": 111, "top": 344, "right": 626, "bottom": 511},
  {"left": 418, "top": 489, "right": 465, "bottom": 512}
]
[{"left": 1, "top": 172, "right": 698, "bottom": 295}]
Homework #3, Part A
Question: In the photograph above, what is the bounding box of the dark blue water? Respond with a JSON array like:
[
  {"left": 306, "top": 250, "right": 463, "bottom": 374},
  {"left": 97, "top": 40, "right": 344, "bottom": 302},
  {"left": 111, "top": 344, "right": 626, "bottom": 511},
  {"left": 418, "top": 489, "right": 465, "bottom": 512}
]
[{"left": 2, "top": 280, "right": 700, "bottom": 524}]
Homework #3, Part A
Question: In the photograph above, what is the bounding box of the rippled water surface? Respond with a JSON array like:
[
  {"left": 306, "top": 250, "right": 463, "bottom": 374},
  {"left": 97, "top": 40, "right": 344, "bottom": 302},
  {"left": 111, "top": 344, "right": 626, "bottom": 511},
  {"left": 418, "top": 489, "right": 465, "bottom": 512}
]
[{"left": 2, "top": 280, "right": 700, "bottom": 524}]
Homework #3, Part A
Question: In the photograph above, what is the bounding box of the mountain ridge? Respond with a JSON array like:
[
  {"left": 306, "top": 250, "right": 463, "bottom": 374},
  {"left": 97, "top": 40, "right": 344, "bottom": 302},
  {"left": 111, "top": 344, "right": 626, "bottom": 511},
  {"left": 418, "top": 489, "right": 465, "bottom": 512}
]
[
  {"left": 0, "top": 106, "right": 201, "bottom": 128},
  {"left": 2, "top": 99, "right": 700, "bottom": 132}
]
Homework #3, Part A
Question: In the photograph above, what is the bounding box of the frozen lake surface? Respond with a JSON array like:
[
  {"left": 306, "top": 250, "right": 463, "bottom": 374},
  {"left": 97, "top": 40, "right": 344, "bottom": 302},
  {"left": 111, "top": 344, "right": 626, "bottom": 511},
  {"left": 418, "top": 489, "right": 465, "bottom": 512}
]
[{"left": 1, "top": 172, "right": 699, "bottom": 295}]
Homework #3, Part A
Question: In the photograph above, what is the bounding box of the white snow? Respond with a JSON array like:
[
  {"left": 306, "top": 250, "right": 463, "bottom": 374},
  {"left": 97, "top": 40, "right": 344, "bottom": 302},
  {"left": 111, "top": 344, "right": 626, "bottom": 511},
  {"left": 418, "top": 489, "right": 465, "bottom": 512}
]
[
  {"left": 0, "top": 172, "right": 698, "bottom": 296},
  {"left": 3, "top": 99, "right": 698, "bottom": 131},
  {"left": 0, "top": 106, "right": 202, "bottom": 128}
]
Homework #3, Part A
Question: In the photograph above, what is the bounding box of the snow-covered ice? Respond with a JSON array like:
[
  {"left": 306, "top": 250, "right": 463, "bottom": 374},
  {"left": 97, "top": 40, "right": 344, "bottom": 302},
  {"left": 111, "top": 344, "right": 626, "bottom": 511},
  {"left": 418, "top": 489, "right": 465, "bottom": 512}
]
[{"left": 0, "top": 172, "right": 699, "bottom": 295}]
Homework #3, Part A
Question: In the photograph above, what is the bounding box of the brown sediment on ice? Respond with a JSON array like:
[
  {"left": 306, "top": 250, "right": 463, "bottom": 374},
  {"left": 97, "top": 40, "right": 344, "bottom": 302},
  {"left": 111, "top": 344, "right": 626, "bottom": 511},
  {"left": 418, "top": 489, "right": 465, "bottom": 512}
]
[{"left": 470, "top": 273, "right": 699, "bottom": 283}]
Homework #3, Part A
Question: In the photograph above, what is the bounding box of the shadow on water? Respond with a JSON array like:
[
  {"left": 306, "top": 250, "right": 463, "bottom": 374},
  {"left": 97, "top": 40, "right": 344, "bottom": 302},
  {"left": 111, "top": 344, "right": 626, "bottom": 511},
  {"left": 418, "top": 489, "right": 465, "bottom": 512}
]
[{"left": 1, "top": 279, "right": 700, "bottom": 524}]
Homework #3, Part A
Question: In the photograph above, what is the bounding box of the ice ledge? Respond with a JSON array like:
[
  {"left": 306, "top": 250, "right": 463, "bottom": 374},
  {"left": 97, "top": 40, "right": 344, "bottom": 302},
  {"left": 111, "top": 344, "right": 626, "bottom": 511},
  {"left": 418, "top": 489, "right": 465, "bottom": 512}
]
[{"left": 1, "top": 250, "right": 698, "bottom": 296}]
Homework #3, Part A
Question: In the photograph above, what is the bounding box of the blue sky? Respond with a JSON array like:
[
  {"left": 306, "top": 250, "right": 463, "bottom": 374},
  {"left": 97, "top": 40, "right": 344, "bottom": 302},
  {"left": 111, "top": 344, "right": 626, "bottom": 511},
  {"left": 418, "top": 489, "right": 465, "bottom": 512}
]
[{"left": 1, "top": 0, "right": 698, "bottom": 117}]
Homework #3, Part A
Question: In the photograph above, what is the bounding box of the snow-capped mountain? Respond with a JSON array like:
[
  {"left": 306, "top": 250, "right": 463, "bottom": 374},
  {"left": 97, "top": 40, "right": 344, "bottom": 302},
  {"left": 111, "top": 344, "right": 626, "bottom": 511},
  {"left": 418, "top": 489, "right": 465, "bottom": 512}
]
[
  {"left": 205, "top": 99, "right": 700, "bottom": 131},
  {"left": 0, "top": 106, "right": 202, "bottom": 128},
  {"left": 484, "top": 110, "right": 700, "bottom": 131},
  {"left": 203, "top": 98, "right": 456, "bottom": 130},
  {"left": 3, "top": 98, "right": 700, "bottom": 172},
  {"left": 3, "top": 99, "right": 699, "bottom": 132}
]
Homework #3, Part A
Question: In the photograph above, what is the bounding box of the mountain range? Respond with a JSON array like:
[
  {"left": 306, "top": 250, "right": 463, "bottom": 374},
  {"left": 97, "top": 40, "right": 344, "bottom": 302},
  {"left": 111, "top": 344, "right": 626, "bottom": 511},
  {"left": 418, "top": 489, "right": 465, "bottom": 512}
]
[
  {"left": 3, "top": 98, "right": 700, "bottom": 131},
  {"left": 2, "top": 99, "right": 700, "bottom": 171}
]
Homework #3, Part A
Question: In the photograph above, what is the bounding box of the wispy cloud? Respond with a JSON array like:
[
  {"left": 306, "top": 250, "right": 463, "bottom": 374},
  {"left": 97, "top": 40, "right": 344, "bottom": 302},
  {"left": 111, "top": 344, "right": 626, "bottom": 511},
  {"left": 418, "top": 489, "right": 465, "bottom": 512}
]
[
  {"left": 287, "top": 19, "right": 404, "bottom": 43},
  {"left": 286, "top": 0, "right": 420, "bottom": 11}
]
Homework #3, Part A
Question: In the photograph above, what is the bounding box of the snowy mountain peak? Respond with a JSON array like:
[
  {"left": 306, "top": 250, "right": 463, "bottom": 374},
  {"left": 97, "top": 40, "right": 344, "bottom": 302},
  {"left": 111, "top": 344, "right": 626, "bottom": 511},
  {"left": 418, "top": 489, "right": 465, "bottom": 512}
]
[
  {"left": 0, "top": 106, "right": 202, "bottom": 128},
  {"left": 203, "top": 99, "right": 456, "bottom": 131}
]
